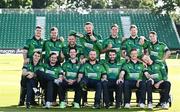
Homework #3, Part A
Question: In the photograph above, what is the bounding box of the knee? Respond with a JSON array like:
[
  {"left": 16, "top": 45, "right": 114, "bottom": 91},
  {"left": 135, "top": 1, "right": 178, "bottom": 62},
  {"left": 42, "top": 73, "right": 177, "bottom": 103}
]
[
  {"left": 146, "top": 80, "right": 153, "bottom": 86},
  {"left": 96, "top": 82, "right": 102, "bottom": 88},
  {"left": 124, "top": 81, "right": 129, "bottom": 86},
  {"left": 102, "top": 81, "right": 108, "bottom": 87},
  {"left": 139, "top": 81, "right": 146, "bottom": 89},
  {"left": 164, "top": 81, "right": 171, "bottom": 88}
]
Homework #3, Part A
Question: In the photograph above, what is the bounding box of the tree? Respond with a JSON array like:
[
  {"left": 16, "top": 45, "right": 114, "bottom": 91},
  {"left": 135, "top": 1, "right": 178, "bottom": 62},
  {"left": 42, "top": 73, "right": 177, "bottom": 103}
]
[
  {"left": 153, "top": 0, "right": 180, "bottom": 23},
  {"left": 139, "top": 0, "right": 154, "bottom": 9},
  {"left": 0, "top": 0, "right": 7, "bottom": 8}
]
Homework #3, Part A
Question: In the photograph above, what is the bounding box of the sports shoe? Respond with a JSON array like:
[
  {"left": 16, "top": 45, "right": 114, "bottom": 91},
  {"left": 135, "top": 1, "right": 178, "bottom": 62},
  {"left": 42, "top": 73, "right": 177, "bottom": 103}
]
[
  {"left": 93, "top": 103, "right": 100, "bottom": 109},
  {"left": 148, "top": 103, "right": 153, "bottom": 109},
  {"left": 26, "top": 102, "right": 31, "bottom": 109},
  {"left": 45, "top": 101, "right": 51, "bottom": 109},
  {"left": 161, "top": 103, "right": 169, "bottom": 110},
  {"left": 124, "top": 103, "right": 130, "bottom": 109},
  {"left": 59, "top": 101, "right": 66, "bottom": 108},
  {"left": 139, "top": 103, "right": 145, "bottom": 108},
  {"left": 73, "top": 102, "right": 80, "bottom": 108}
]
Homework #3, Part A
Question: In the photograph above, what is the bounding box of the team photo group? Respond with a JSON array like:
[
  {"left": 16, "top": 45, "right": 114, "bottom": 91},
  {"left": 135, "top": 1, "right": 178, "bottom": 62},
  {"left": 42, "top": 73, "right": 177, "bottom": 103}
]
[{"left": 18, "top": 22, "right": 171, "bottom": 110}]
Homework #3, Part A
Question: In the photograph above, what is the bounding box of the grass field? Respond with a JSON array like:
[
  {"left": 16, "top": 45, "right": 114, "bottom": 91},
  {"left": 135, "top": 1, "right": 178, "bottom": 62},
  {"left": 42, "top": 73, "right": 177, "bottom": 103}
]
[{"left": 0, "top": 54, "right": 179, "bottom": 112}]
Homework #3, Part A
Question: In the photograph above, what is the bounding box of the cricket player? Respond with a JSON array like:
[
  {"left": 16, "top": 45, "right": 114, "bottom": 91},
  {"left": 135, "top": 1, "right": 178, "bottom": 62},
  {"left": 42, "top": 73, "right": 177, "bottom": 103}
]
[
  {"left": 43, "top": 27, "right": 64, "bottom": 64},
  {"left": 103, "top": 49, "right": 124, "bottom": 108},
  {"left": 102, "top": 24, "right": 122, "bottom": 62},
  {"left": 77, "top": 50, "right": 110, "bottom": 109},
  {"left": 142, "top": 55, "right": 171, "bottom": 109},
  {"left": 22, "top": 51, "right": 43, "bottom": 108},
  {"left": 59, "top": 48, "right": 81, "bottom": 108},
  {"left": 118, "top": 49, "right": 146, "bottom": 108}
]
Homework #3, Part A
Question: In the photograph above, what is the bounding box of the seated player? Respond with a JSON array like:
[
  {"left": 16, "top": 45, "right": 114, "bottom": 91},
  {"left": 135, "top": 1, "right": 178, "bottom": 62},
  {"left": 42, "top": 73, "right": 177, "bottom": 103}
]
[
  {"left": 22, "top": 51, "right": 43, "bottom": 108},
  {"left": 118, "top": 49, "right": 146, "bottom": 108},
  {"left": 58, "top": 48, "right": 81, "bottom": 108},
  {"left": 77, "top": 50, "right": 109, "bottom": 109},
  {"left": 103, "top": 49, "right": 124, "bottom": 108},
  {"left": 142, "top": 55, "right": 171, "bottom": 109},
  {"left": 33, "top": 53, "right": 64, "bottom": 109}
]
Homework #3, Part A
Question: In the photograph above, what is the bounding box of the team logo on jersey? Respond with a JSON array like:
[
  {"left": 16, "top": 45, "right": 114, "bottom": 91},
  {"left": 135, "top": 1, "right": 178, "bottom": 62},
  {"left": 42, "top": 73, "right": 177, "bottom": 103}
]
[
  {"left": 137, "top": 66, "right": 141, "bottom": 70},
  {"left": 87, "top": 65, "right": 90, "bottom": 69},
  {"left": 67, "top": 65, "right": 70, "bottom": 68},
  {"left": 76, "top": 66, "right": 79, "bottom": 69},
  {"left": 156, "top": 47, "right": 159, "bottom": 50}
]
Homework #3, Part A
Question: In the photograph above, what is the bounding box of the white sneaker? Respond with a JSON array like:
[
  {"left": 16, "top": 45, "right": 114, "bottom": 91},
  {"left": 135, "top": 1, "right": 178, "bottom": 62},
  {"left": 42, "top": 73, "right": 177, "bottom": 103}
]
[
  {"left": 45, "top": 101, "right": 51, "bottom": 109},
  {"left": 124, "top": 103, "right": 130, "bottom": 108},
  {"left": 148, "top": 103, "right": 153, "bottom": 109},
  {"left": 139, "top": 103, "right": 145, "bottom": 108},
  {"left": 161, "top": 103, "right": 169, "bottom": 109}
]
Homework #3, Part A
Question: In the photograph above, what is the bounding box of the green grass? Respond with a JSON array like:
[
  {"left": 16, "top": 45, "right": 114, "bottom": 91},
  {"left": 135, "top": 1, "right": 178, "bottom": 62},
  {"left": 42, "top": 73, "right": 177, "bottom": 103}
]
[{"left": 0, "top": 54, "right": 180, "bottom": 111}]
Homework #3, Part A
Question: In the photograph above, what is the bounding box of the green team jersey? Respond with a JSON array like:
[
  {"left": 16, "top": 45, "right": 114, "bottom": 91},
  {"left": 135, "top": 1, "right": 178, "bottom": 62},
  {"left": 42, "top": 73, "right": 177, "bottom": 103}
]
[
  {"left": 62, "top": 44, "right": 84, "bottom": 61},
  {"left": 23, "top": 36, "right": 44, "bottom": 59},
  {"left": 103, "top": 59, "right": 124, "bottom": 80},
  {"left": 62, "top": 59, "right": 80, "bottom": 80},
  {"left": 147, "top": 41, "right": 169, "bottom": 61},
  {"left": 43, "top": 39, "right": 64, "bottom": 63},
  {"left": 79, "top": 33, "right": 102, "bottom": 58},
  {"left": 121, "top": 60, "right": 145, "bottom": 81},
  {"left": 22, "top": 61, "right": 43, "bottom": 73},
  {"left": 79, "top": 61, "right": 106, "bottom": 80},
  {"left": 42, "top": 63, "right": 63, "bottom": 79},
  {"left": 146, "top": 61, "right": 167, "bottom": 82},
  {"left": 103, "top": 36, "right": 122, "bottom": 62},
  {"left": 122, "top": 36, "right": 146, "bottom": 58}
]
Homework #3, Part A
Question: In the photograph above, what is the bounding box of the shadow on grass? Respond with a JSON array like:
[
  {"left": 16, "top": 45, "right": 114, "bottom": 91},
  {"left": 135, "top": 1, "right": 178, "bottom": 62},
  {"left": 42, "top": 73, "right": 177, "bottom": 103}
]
[{"left": 0, "top": 105, "right": 165, "bottom": 112}]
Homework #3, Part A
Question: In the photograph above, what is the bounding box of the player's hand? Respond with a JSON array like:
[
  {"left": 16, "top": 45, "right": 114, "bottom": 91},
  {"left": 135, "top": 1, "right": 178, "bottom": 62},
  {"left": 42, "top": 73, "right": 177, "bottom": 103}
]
[
  {"left": 154, "top": 81, "right": 162, "bottom": 89},
  {"left": 107, "top": 43, "right": 112, "bottom": 50},
  {"left": 27, "top": 72, "right": 34, "bottom": 79},
  {"left": 59, "top": 77, "right": 63, "bottom": 82},
  {"left": 60, "top": 51, "right": 65, "bottom": 58},
  {"left": 59, "top": 36, "right": 64, "bottom": 42},
  {"left": 139, "top": 36, "right": 145, "bottom": 45},
  {"left": 76, "top": 32, "right": 84, "bottom": 38},
  {"left": 101, "top": 75, "right": 107, "bottom": 81},
  {"left": 116, "top": 78, "right": 123, "bottom": 85},
  {"left": 136, "top": 80, "right": 141, "bottom": 87},
  {"left": 125, "top": 56, "right": 130, "bottom": 62},
  {"left": 67, "top": 80, "right": 75, "bottom": 85},
  {"left": 90, "top": 35, "right": 97, "bottom": 42},
  {"left": 148, "top": 78, "right": 154, "bottom": 85},
  {"left": 143, "top": 62, "right": 147, "bottom": 68},
  {"left": 80, "top": 58, "right": 87, "bottom": 64},
  {"left": 24, "top": 58, "right": 30, "bottom": 64},
  {"left": 77, "top": 73, "right": 83, "bottom": 83}
]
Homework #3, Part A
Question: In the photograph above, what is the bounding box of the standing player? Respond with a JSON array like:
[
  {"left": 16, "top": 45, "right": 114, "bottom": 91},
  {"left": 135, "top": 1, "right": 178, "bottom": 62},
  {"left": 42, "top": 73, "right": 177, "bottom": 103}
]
[
  {"left": 102, "top": 24, "right": 122, "bottom": 62},
  {"left": 118, "top": 49, "right": 146, "bottom": 108},
  {"left": 122, "top": 25, "right": 148, "bottom": 59},
  {"left": 43, "top": 27, "right": 64, "bottom": 64},
  {"left": 77, "top": 22, "right": 102, "bottom": 60},
  {"left": 59, "top": 48, "right": 81, "bottom": 108},
  {"left": 148, "top": 31, "right": 171, "bottom": 73},
  {"left": 23, "top": 26, "right": 44, "bottom": 64},
  {"left": 62, "top": 33, "right": 84, "bottom": 62}
]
